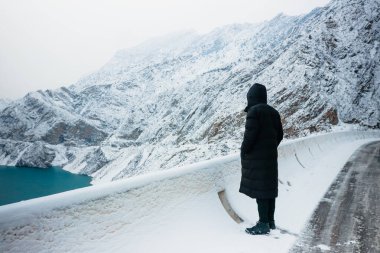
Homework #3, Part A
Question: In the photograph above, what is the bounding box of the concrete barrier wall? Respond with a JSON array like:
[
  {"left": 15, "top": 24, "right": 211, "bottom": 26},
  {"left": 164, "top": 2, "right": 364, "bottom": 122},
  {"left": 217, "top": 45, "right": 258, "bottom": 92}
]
[
  {"left": 224, "top": 130, "right": 380, "bottom": 232},
  {"left": 0, "top": 130, "right": 379, "bottom": 232}
]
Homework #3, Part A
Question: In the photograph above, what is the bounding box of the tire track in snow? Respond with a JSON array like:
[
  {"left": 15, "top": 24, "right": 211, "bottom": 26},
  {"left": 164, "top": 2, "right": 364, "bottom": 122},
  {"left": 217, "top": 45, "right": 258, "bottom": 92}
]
[{"left": 290, "top": 141, "right": 380, "bottom": 253}]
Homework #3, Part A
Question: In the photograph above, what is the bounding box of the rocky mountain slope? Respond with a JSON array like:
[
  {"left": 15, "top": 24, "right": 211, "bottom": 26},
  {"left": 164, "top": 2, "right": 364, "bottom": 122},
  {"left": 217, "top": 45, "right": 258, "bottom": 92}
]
[{"left": 0, "top": 0, "right": 379, "bottom": 183}]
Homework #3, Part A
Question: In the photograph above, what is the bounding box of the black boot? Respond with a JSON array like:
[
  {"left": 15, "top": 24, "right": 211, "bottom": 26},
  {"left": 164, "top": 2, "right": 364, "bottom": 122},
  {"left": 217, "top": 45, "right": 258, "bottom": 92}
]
[
  {"left": 245, "top": 221, "right": 270, "bottom": 235},
  {"left": 269, "top": 220, "right": 276, "bottom": 230}
]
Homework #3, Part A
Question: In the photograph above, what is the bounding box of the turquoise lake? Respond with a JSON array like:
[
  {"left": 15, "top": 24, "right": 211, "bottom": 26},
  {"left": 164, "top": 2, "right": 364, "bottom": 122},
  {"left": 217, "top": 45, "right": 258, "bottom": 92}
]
[{"left": 0, "top": 166, "right": 92, "bottom": 206}]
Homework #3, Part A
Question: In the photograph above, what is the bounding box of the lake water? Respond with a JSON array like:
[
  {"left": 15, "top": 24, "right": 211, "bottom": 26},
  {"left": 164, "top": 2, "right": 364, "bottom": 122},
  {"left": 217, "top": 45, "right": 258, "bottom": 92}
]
[{"left": 0, "top": 166, "right": 92, "bottom": 206}]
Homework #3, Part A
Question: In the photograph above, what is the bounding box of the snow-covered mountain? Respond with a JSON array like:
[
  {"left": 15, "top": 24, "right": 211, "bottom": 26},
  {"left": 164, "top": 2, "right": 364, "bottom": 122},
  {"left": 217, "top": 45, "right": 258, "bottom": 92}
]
[
  {"left": 0, "top": 0, "right": 379, "bottom": 183},
  {"left": 0, "top": 98, "right": 11, "bottom": 112}
]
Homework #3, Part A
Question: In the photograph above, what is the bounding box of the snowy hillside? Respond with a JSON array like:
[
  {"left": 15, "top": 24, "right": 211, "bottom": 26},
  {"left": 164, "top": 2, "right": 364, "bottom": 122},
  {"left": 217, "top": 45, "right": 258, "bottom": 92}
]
[{"left": 0, "top": 0, "right": 379, "bottom": 183}]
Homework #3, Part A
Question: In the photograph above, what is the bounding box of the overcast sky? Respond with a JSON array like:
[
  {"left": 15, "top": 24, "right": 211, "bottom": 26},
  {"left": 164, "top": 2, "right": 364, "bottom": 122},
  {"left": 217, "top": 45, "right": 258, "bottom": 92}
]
[{"left": 0, "top": 0, "right": 331, "bottom": 99}]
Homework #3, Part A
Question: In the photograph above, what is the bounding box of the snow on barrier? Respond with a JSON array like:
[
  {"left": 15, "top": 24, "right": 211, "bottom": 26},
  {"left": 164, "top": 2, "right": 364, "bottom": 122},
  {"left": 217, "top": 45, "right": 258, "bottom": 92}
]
[{"left": 0, "top": 130, "right": 379, "bottom": 253}]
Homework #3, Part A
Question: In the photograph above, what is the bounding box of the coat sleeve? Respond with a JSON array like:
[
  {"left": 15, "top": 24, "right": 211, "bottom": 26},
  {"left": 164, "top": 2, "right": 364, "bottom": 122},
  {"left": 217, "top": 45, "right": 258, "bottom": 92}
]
[
  {"left": 241, "top": 109, "right": 259, "bottom": 157},
  {"left": 276, "top": 113, "right": 283, "bottom": 146}
]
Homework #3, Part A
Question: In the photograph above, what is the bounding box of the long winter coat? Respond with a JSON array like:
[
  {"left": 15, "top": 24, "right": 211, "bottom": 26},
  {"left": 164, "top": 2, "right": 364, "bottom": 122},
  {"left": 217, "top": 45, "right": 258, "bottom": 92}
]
[{"left": 239, "top": 83, "right": 283, "bottom": 199}]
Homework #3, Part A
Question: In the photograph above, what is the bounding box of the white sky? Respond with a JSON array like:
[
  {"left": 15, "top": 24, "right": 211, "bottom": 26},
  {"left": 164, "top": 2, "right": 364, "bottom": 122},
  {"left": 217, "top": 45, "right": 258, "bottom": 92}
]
[{"left": 0, "top": 0, "right": 330, "bottom": 99}]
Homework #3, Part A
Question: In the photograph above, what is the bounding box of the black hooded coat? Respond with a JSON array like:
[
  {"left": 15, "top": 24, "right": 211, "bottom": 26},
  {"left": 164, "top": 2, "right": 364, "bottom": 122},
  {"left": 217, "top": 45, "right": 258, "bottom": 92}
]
[{"left": 239, "top": 83, "right": 283, "bottom": 199}]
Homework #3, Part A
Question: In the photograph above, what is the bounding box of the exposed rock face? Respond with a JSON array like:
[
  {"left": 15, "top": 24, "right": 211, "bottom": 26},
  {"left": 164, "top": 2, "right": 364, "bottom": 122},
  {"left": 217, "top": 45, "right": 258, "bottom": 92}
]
[
  {"left": 15, "top": 142, "right": 55, "bottom": 168},
  {"left": 42, "top": 120, "right": 108, "bottom": 145},
  {"left": 80, "top": 148, "right": 108, "bottom": 175},
  {"left": 0, "top": 0, "right": 378, "bottom": 182}
]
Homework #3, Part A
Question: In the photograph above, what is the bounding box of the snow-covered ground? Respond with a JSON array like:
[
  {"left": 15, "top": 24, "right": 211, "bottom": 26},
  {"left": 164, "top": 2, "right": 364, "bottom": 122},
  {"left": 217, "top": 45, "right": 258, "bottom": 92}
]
[{"left": 0, "top": 131, "right": 379, "bottom": 253}]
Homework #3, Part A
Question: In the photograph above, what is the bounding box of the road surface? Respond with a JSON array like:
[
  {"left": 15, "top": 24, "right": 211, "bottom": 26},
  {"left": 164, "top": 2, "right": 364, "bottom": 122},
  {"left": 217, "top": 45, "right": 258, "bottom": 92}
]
[{"left": 291, "top": 141, "right": 380, "bottom": 253}]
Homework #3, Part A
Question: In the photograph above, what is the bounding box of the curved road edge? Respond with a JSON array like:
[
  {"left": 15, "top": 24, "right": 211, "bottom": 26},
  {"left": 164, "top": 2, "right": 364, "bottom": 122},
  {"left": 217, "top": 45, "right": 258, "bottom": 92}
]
[{"left": 290, "top": 141, "right": 380, "bottom": 253}]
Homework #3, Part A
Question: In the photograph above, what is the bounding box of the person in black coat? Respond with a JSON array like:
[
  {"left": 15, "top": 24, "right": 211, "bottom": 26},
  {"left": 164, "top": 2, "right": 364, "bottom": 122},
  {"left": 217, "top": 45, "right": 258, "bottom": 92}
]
[{"left": 240, "top": 83, "right": 283, "bottom": 235}]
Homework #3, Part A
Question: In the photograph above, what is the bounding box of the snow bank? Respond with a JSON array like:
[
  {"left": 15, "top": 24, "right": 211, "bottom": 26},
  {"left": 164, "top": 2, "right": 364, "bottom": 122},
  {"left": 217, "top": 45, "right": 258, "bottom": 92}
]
[{"left": 0, "top": 130, "right": 379, "bottom": 253}]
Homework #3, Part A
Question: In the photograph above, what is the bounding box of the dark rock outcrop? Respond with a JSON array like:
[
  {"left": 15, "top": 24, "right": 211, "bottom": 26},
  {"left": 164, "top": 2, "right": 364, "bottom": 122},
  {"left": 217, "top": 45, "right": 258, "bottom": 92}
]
[{"left": 15, "top": 142, "right": 56, "bottom": 168}]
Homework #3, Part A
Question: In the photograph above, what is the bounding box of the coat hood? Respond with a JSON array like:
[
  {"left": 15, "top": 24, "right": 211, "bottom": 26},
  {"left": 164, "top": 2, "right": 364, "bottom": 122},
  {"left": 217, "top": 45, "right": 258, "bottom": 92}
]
[{"left": 244, "top": 83, "right": 267, "bottom": 112}]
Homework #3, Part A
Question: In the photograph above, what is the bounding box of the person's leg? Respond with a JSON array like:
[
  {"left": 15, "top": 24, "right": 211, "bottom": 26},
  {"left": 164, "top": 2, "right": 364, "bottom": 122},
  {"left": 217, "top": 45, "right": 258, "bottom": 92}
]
[
  {"left": 246, "top": 199, "right": 270, "bottom": 234},
  {"left": 256, "top": 198, "right": 270, "bottom": 223},
  {"left": 268, "top": 198, "right": 275, "bottom": 222},
  {"left": 268, "top": 198, "right": 276, "bottom": 229}
]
